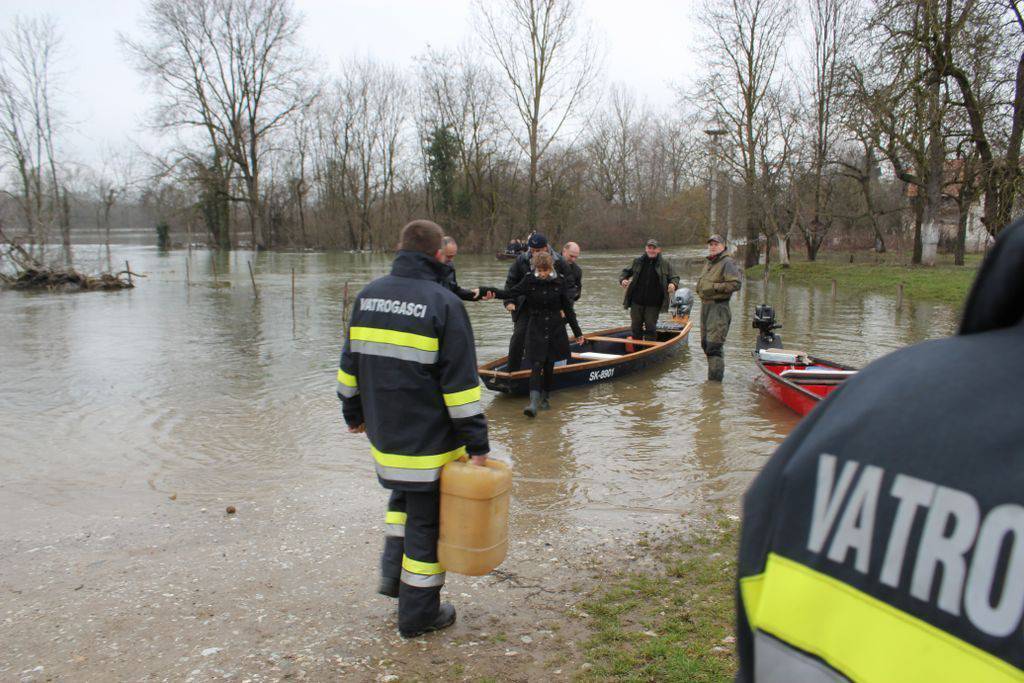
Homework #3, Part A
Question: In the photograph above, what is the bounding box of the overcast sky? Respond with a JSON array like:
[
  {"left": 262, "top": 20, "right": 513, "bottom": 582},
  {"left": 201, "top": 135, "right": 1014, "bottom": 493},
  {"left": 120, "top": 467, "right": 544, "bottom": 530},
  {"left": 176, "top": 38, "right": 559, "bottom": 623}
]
[{"left": 0, "top": 0, "right": 700, "bottom": 165}]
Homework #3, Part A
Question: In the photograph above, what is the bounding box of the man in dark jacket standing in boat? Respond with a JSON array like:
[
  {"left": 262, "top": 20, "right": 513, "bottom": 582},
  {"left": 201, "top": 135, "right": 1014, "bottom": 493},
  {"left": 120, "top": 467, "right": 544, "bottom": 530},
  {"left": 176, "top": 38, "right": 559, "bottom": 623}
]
[
  {"left": 337, "top": 219, "right": 490, "bottom": 638},
  {"left": 734, "top": 219, "right": 1024, "bottom": 682},
  {"left": 695, "top": 234, "right": 742, "bottom": 381},
  {"left": 503, "top": 233, "right": 567, "bottom": 371},
  {"left": 620, "top": 238, "right": 680, "bottom": 341}
]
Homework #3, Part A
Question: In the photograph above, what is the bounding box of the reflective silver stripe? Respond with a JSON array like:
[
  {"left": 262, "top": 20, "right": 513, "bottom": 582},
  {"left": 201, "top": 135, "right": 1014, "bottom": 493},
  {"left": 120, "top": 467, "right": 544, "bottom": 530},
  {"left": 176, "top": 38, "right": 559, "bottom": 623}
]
[
  {"left": 350, "top": 339, "right": 438, "bottom": 364},
  {"left": 447, "top": 400, "right": 482, "bottom": 419},
  {"left": 385, "top": 523, "right": 405, "bottom": 537},
  {"left": 401, "top": 568, "right": 446, "bottom": 588},
  {"left": 336, "top": 381, "right": 359, "bottom": 398},
  {"left": 375, "top": 462, "right": 442, "bottom": 483},
  {"left": 753, "top": 630, "right": 850, "bottom": 683}
]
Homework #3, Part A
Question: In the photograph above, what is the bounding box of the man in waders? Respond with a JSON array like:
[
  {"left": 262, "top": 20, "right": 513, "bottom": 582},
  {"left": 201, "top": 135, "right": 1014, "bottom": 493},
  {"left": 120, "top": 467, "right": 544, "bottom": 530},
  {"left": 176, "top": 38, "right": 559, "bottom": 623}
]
[
  {"left": 735, "top": 218, "right": 1024, "bottom": 682},
  {"left": 695, "top": 234, "right": 741, "bottom": 381},
  {"left": 337, "top": 220, "right": 490, "bottom": 638}
]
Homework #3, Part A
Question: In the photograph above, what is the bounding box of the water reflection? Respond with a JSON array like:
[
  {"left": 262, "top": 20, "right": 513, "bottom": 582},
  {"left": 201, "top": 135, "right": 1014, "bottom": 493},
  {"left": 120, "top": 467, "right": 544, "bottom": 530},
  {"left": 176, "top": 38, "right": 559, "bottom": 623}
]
[{"left": 0, "top": 245, "right": 962, "bottom": 537}]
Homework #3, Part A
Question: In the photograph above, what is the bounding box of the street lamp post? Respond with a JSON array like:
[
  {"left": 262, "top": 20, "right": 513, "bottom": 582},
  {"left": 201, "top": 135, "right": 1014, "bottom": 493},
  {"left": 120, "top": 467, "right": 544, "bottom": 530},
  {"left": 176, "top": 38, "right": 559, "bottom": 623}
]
[{"left": 704, "top": 126, "right": 728, "bottom": 239}]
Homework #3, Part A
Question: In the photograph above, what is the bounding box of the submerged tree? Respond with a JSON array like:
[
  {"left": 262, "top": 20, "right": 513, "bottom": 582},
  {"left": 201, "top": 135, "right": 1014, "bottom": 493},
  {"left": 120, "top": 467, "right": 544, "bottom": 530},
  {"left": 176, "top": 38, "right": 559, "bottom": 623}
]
[
  {"left": 122, "top": 0, "right": 312, "bottom": 250},
  {"left": 0, "top": 15, "right": 68, "bottom": 264}
]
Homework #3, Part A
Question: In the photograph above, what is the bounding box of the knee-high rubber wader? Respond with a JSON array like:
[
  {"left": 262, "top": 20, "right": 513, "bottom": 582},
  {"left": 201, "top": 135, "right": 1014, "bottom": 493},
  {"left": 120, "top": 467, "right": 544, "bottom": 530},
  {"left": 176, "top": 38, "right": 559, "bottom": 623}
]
[
  {"left": 700, "top": 300, "right": 732, "bottom": 381},
  {"left": 382, "top": 490, "right": 444, "bottom": 633}
]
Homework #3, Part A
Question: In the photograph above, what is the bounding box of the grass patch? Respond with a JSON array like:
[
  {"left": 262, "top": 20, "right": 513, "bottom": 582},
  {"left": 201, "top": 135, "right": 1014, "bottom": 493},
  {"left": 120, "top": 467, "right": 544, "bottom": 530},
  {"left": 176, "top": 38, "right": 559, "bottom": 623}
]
[
  {"left": 576, "top": 521, "right": 738, "bottom": 682},
  {"left": 746, "top": 251, "right": 982, "bottom": 308}
]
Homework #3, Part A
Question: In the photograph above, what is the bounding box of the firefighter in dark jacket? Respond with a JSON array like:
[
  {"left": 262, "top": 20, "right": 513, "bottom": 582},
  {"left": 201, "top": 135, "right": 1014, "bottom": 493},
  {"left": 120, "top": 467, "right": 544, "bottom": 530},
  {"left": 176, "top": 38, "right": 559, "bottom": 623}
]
[
  {"left": 493, "top": 251, "right": 583, "bottom": 417},
  {"left": 735, "top": 219, "right": 1024, "bottom": 682},
  {"left": 619, "top": 238, "right": 680, "bottom": 341},
  {"left": 337, "top": 220, "right": 490, "bottom": 639},
  {"left": 503, "top": 233, "right": 568, "bottom": 371},
  {"left": 695, "top": 234, "right": 742, "bottom": 381}
]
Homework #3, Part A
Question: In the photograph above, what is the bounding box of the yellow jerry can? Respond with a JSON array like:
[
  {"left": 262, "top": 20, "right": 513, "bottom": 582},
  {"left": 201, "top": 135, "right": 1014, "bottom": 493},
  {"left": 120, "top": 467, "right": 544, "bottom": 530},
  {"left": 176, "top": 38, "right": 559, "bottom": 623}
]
[{"left": 438, "top": 458, "right": 511, "bottom": 576}]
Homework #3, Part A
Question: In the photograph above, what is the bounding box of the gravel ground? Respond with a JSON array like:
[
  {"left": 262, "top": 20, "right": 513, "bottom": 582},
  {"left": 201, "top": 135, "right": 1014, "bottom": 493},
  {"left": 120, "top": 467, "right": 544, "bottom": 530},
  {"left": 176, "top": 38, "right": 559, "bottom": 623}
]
[{"left": 1, "top": 471, "right": 676, "bottom": 682}]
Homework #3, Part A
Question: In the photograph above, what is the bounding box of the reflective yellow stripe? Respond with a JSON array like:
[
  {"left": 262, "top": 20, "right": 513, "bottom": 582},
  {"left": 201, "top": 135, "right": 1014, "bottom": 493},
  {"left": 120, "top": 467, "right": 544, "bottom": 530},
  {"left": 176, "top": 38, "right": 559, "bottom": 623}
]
[
  {"left": 350, "top": 326, "right": 438, "bottom": 352},
  {"left": 739, "top": 572, "right": 765, "bottom": 627},
  {"left": 402, "top": 554, "right": 444, "bottom": 576},
  {"left": 371, "top": 445, "right": 466, "bottom": 470},
  {"left": 385, "top": 511, "right": 407, "bottom": 525},
  {"left": 337, "top": 368, "right": 358, "bottom": 387},
  {"left": 443, "top": 385, "right": 482, "bottom": 407},
  {"left": 748, "top": 553, "right": 1022, "bottom": 683}
]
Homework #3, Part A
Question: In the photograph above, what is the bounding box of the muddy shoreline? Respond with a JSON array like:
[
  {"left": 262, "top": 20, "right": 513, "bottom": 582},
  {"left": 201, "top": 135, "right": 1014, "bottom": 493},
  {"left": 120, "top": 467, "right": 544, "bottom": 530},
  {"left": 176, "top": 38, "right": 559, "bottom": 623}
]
[{"left": 1, "top": 469, "right": 723, "bottom": 682}]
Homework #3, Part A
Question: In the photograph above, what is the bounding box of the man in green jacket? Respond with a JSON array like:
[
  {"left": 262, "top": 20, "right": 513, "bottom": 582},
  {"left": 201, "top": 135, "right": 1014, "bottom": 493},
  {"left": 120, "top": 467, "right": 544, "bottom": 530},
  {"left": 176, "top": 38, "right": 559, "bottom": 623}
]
[
  {"left": 620, "top": 238, "right": 680, "bottom": 341},
  {"left": 695, "top": 234, "right": 742, "bottom": 381}
]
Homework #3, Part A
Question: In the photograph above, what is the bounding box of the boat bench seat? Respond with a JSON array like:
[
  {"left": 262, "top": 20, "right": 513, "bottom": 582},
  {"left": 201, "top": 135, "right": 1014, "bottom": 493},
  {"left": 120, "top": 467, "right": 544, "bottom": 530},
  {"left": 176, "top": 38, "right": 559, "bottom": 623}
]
[
  {"left": 572, "top": 351, "right": 621, "bottom": 361},
  {"left": 758, "top": 348, "right": 811, "bottom": 364},
  {"left": 780, "top": 368, "right": 857, "bottom": 382}
]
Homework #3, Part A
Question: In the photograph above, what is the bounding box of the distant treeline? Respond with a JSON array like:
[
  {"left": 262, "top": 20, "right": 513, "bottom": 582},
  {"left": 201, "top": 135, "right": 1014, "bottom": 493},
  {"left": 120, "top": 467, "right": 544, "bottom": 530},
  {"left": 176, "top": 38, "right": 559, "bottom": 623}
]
[{"left": 1, "top": 0, "right": 1021, "bottom": 267}]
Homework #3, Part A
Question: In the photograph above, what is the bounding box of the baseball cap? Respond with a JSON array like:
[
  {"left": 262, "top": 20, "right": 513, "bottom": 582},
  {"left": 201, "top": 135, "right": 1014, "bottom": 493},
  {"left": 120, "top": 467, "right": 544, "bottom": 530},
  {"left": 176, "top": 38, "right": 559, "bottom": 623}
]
[
  {"left": 707, "top": 234, "right": 725, "bottom": 244},
  {"left": 645, "top": 238, "right": 660, "bottom": 248},
  {"left": 527, "top": 233, "right": 548, "bottom": 249}
]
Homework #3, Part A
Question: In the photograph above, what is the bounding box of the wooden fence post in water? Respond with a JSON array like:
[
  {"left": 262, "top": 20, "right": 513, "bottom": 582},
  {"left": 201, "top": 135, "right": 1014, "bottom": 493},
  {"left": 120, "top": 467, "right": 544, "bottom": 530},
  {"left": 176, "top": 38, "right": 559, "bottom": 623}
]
[
  {"left": 897, "top": 282, "right": 904, "bottom": 308},
  {"left": 342, "top": 282, "right": 350, "bottom": 329},
  {"left": 211, "top": 254, "right": 218, "bottom": 282},
  {"left": 185, "top": 256, "right": 191, "bottom": 287},
  {"left": 831, "top": 278, "right": 837, "bottom": 298},
  {"left": 125, "top": 260, "right": 132, "bottom": 286},
  {"left": 247, "top": 260, "right": 258, "bottom": 298}
]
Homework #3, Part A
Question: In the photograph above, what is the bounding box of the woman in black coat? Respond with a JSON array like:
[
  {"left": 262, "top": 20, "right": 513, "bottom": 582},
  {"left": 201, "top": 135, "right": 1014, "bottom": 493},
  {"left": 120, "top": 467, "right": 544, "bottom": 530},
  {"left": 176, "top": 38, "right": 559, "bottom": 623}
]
[{"left": 494, "top": 252, "right": 584, "bottom": 417}]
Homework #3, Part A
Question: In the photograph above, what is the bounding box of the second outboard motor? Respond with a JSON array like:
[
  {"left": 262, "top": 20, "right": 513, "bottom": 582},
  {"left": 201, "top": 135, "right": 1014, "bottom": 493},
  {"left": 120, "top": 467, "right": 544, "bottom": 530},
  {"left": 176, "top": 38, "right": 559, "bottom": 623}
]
[{"left": 753, "top": 304, "right": 783, "bottom": 350}]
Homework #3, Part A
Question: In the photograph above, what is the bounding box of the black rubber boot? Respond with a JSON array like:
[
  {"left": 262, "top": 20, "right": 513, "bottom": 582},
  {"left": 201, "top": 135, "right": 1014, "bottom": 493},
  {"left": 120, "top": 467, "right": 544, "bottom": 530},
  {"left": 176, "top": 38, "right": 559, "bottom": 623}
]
[
  {"left": 399, "top": 602, "right": 457, "bottom": 638},
  {"left": 524, "top": 390, "right": 542, "bottom": 417},
  {"left": 540, "top": 391, "right": 550, "bottom": 410},
  {"left": 378, "top": 576, "right": 399, "bottom": 598},
  {"left": 707, "top": 356, "right": 725, "bottom": 382}
]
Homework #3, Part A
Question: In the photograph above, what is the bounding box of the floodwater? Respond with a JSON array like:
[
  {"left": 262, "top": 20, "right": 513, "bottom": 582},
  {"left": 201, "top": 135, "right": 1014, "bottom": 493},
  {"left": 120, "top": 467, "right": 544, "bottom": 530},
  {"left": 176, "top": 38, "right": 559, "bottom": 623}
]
[
  {"left": 0, "top": 244, "right": 962, "bottom": 679},
  {"left": 0, "top": 245, "right": 961, "bottom": 534}
]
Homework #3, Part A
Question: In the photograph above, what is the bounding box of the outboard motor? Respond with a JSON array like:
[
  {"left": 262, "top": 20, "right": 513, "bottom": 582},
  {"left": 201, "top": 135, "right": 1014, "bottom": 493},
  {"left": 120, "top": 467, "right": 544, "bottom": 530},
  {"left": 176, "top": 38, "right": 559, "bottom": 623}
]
[
  {"left": 753, "top": 304, "right": 783, "bottom": 350},
  {"left": 658, "top": 287, "right": 694, "bottom": 331},
  {"left": 670, "top": 287, "right": 694, "bottom": 318}
]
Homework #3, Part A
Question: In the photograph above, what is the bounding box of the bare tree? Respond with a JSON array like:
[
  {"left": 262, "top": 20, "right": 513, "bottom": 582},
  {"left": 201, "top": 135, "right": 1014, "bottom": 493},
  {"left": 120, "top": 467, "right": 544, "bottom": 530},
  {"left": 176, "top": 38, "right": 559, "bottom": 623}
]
[
  {"left": 92, "top": 146, "right": 139, "bottom": 268},
  {"left": 416, "top": 44, "right": 509, "bottom": 244},
  {"left": 697, "top": 0, "right": 793, "bottom": 267},
  {"left": 122, "top": 0, "right": 311, "bottom": 250},
  {"left": 474, "top": 0, "right": 601, "bottom": 231},
  {"left": 0, "top": 15, "right": 67, "bottom": 263},
  {"left": 796, "top": 0, "right": 854, "bottom": 260}
]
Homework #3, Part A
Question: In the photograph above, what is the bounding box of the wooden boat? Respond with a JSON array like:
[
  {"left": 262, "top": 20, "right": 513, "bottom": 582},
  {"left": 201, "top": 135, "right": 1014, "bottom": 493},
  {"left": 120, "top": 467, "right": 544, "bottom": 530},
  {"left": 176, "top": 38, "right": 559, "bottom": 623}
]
[
  {"left": 496, "top": 251, "right": 518, "bottom": 261},
  {"left": 752, "top": 304, "right": 857, "bottom": 416},
  {"left": 479, "top": 317, "right": 691, "bottom": 395}
]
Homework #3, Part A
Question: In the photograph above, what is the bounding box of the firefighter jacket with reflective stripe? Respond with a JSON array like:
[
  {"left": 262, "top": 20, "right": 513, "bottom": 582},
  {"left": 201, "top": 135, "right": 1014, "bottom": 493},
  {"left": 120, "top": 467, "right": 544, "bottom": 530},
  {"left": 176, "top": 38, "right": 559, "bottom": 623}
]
[
  {"left": 337, "top": 250, "right": 489, "bottom": 492},
  {"left": 736, "top": 219, "right": 1024, "bottom": 682}
]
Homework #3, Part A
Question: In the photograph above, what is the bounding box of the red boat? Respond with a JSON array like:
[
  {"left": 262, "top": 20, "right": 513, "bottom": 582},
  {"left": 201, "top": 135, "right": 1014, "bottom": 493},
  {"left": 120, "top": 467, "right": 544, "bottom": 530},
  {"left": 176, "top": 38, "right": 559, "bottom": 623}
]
[{"left": 752, "top": 305, "right": 858, "bottom": 416}]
